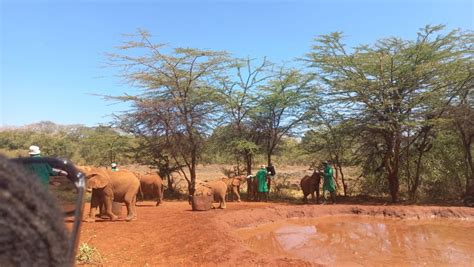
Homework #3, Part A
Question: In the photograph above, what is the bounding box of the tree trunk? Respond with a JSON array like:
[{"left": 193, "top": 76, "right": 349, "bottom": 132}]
[
  {"left": 388, "top": 171, "right": 399, "bottom": 203},
  {"left": 385, "top": 131, "right": 401, "bottom": 203},
  {"left": 337, "top": 163, "right": 347, "bottom": 196},
  {"left": 166, "top": 174, "right": 174, "bottom": 193},
  {"left": 189, "top": 149, "right": 197, "bottom": 196},
  {"left": 333, "top": 154, "right": 347, "bottom": 196},
  {"left": 245, "top": 152, "right": 252, "bottom": 175},
  {"left": 267, "top": 152, "right": 272, "bottom": 166},
  {"left": 409, "top": 150, "right": 423, "bottom": 200}
]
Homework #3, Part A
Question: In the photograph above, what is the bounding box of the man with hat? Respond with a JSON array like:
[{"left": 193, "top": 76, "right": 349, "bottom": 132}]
[
  {"left": 322, "top": 161, "right": 336, "bottom": 204},
  {"left": 25, "top": 145, "right": 58, "bottom": 186},
  {"left": 111, "top": 162, "right": 119, "bottom": 171}
]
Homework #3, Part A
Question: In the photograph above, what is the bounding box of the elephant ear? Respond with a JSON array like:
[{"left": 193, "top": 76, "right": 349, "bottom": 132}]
[{"left": 88, "top": 172, "right": 110, "bottom": 189}]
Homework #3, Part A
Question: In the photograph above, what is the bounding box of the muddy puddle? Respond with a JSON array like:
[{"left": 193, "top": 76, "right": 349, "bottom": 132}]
[{"left": 237, "top": 215, "right": 474, "bottom": 266}]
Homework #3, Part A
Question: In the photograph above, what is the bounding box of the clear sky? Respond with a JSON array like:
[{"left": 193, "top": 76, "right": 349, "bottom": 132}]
[{"left": 1, "top": 0, "right": 473, "bottom": 127}]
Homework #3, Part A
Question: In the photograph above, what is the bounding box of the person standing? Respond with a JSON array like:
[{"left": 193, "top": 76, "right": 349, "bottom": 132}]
[
  {"left": 24, "top": 145, "right": 58, "bottom": 186},
  {"left": 322, "top": 161, "right": 336, "bottom": 204},
  {"left": 256, "top": 165, "right": 268, "bottom": 202},
  {"left": 266, "top": 162, "right": 276, "bottom": 193},
  {"left": 111, "top": 162, "right": 119, "bottom": 171}
]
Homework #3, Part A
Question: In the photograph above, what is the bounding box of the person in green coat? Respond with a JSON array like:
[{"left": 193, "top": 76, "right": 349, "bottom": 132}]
[
  {"left": 111, "top": 162, "right": 119, "bottom": 171},
  {"left": 322, "top": 161, "right": 336, "bottom": 204},
  {"left": 24, "top": 145, "right": 58, "bottom": 186},
  {"left": 256, "top": 165, "right": 268, "bottom": 202}
]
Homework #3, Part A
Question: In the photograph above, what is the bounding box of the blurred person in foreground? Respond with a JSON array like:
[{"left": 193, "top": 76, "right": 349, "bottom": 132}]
[
  {"left": 0, "top": 154, "right": 70, "bottom": 266},
  {"left": 24, "top": 145, "right": 60, "bottom": 186}
]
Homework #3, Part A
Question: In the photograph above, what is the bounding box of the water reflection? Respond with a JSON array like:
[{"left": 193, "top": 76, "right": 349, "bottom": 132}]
[{"left": 237, "top": 215, "right": 474, "bottom": 266}]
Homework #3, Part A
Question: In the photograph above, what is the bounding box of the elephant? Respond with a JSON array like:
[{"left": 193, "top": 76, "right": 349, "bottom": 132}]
[
  {"left": 301, "top": 170, "right": 322, "bottom": 204},
  {"left": 222, "top": 175, "right": 247, "bottom": 202},
  {"left": 83, "top": 167, "right": 140, "bottom": 222},
  {"left": 135, "top": 172, "right": 164, "bottom": 206},
  {"left": 246, "top": 175, "right": 258, "bottom": 201},
  {"left": 189, "top": 180, "right": 227, "bottom": 211}
]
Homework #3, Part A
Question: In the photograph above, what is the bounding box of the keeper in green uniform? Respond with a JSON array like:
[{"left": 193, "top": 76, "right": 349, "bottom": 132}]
[
  {"left": 256, "top": 165, "right": 269, "bottom": 202},
  {"left": 24, "top": 145, "right": 58, "bottom": 186},
  {"left": 322, "top": 161, "right": 336, "bottom": 204}
]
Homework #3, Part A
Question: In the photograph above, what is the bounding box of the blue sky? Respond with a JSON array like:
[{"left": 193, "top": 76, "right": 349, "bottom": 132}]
[{"left": 1, "top": 0, "right": 473, "bottom": 127}]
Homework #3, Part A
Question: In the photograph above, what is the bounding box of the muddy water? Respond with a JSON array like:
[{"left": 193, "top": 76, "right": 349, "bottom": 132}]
[{"left": 237, "top": 215, "right": 474, "bottom": 266}]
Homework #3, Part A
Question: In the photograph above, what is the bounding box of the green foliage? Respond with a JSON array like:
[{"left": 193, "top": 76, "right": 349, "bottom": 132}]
[
  {"left": 0, "top": 123, "right": 134, "bottom": 166},
  {"left": 306, "top": 25, "right": 472, "bottom": 202}
]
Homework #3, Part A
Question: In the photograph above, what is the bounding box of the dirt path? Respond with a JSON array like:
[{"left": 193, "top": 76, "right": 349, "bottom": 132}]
[{"left": 76, "top": 201, "right": 474, "bottom": 266}]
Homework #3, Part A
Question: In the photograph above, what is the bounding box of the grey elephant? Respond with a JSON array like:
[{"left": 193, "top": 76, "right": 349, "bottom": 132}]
[
  {"left": 301, "top": 170, "right": 321, "bottom": 204},
  {"left": 83, "top": 167, "right": 140, "bottom": 222},
  {"left": 189, "top": 180, "right": 227, "bottom": 211}
]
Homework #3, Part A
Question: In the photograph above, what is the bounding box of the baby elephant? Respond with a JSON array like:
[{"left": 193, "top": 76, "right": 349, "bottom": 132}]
[
  {"left": 189, "top": 180, "right": 227, "bottom": 211},
  {"left": 301, "top": 170, "right": 321, "bottom": 204},
  {"left": 84, "top": 167, "right": 140, "bottom": 222},
  {"left": 135, "top": 173, "right": 164, "bottom": 206}
]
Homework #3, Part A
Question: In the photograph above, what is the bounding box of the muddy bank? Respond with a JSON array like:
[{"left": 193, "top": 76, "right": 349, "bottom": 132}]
[
  {"left": 77, "top": 202, "right": 474, "bottom": 266},
  {"left": 218, "top": 204, "right": 474, "bottom": 229}
]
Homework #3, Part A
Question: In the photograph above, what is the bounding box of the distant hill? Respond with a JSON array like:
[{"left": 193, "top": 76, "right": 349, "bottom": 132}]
[
  {"left": 0, "top": 121, "right": 86, "bottom": 134},
  {"left": 0, "top": 121, "right": 130, "bottom": 136}
]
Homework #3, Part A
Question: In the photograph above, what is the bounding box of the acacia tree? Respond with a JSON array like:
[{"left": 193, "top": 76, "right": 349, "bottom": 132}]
[
  {"left": 108, "top": 30, "right": 229, "bottom": 195},
  {"left": 448, "top": 83, "right": 474, "bottom": 193},
  {"left": 252, "top": 67, "right": 314, "bottom": 165},
  {"left": 217, "top": 57, "right": 272, "bottom": 174},
  {"left": 307, "top": 25, "right": 472, "bottom": 202},
  {"left": 303, "top": 110, "right": 353, "bottom": 196}
]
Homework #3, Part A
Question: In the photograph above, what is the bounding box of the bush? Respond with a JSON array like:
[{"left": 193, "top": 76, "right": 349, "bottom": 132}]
[{"left": 76, "top": 242, "right": 103, "bottom": 265}]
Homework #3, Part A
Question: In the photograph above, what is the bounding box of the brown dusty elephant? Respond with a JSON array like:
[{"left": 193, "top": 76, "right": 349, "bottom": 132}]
[
  {"left": 135, "top": 172, "right": 164, "bottom": 206},
  {"left": 301, "top": 170, "right": 322, "bottom": 204},
  {"left": 83, "top": 167, "right": 140, "bottom": 222},
  {"left": 190, "top": 180, "right": 227, "bottom": 211},
  {"left": 246, "top": 175, "right": 259, "bottom": 201},
  {"left": 222, "top": 175, "right": 247, "bottom": 202}
]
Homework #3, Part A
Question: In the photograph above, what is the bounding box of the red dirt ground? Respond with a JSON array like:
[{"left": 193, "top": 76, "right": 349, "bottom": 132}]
[{"left": 75, "top": 201, "right": 474, "bottom": 266}]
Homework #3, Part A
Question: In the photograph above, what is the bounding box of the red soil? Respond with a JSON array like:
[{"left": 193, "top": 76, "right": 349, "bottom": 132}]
[{"left": 75, "top": 201, "right": 474, "bottom": 266}]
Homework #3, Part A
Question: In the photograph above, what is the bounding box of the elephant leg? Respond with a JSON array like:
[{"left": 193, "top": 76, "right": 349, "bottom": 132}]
[
  {"left": 98, "top": 201, "right": 106, "bottom": 218},
  {"left": 103, "top": 197, "right": 118, "bottom": 220},
  {"left": 233, "top": 186, "right": 241, "bottom": 202},
  {"left": 124, "top": 194, "right": 137, "bottom": 221},
  {"left": 156, "top": 184, "right": 162, "bottom": 206},
  {"left": 316, "top": 184, "right": 320, "bottom": 204},
  {"left": 219, "top": 194, "right": 227, "bottom": 209},
  {"left": 311, "top": 191, "right": 316, "bottom": 204},
  {"left": 303, "top": 193, "right": 308, "bottom": 204},
  {"left": 87, "top": 192, "right": 100, "bottom": 222}
]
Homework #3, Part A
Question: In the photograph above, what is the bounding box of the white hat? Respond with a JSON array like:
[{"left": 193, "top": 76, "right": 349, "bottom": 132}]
[
  {"left": 29, "top": 145, "right": 41, "bottom": 155},
  {"left": 111, "top": 163, "right": 117, "bottom": 167}
]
